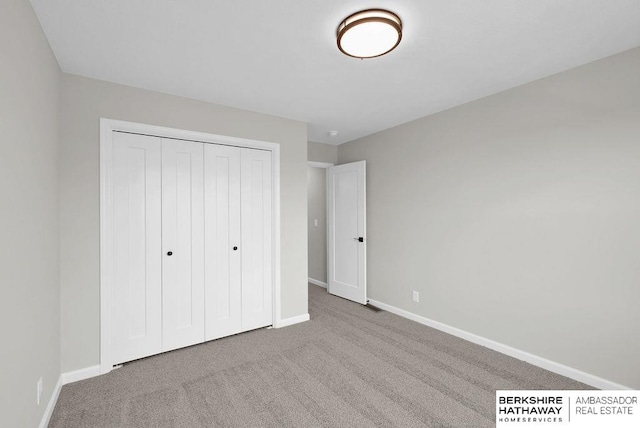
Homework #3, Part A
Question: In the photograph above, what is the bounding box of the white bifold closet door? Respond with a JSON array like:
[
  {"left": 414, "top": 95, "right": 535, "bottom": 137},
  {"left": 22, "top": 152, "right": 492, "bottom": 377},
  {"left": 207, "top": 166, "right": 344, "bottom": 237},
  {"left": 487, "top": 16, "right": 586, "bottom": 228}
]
[
  {"left": 112, "top": 132, "right": 163, "bottom": 364},
  {"left": 204, "top": 145, "right": 272, "bottom": 339},
  {"left": 112, "top": 133, "right": 205, "bottom": 362},
  {"left": 239, "top": 148, "right": 273, "bottom": 331},
  {"left": 111, "top": 131, "right": 272, "bottom": 365},
  {"left": 161, "top": 139, "right": 205, "bottom": 352},
  {"left": 204, "top": 144, "right": 242, "bottom": 340}
]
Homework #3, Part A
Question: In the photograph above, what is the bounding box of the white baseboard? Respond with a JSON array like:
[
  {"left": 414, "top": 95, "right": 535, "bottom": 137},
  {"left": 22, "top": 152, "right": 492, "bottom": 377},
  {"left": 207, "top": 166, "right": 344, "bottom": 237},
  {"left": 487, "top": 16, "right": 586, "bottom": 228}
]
[
  {"left": 367, "top": 298, "right": 630, "bottom": 391},
  {"left": 39, "top": 375, "right": 63, "bottom": 428},
  {"left": 61, "top": 364, "right": 102, "bottom": 385},
  {"left": 39, "top": 364, "right": 103, "bottom": 427},
  {"left": 275, "top": 313, "right": 310, "bottom": 328},
  {"left": 308, "top": 278, "right": 327, "bottom": 288}
]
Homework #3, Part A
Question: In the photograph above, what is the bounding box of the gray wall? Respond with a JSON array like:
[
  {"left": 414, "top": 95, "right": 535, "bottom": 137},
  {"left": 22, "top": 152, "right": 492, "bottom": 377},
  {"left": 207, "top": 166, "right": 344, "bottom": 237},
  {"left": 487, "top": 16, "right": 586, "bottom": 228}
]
[
  {"left": 308, "top": 141, "right": 338, "bottom": 164},
  {"left": 0, "top": 0, "right": 61, "bottom": 426},
  {"left": 59, "top": 74, "right": 308, "bottom": 373},
  {"left": 338, "top": 47, "right": 640, "bottom": 388},
  {"left": 308, "top": 167, "right": 328, "bottom": 283}
]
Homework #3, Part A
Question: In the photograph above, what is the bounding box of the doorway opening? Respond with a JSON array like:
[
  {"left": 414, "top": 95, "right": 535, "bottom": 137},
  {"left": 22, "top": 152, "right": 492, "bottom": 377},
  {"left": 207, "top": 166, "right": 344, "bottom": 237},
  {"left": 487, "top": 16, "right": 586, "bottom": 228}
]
[
  {"left": 307, "top": 160, "right": 367, "bottom": 305},
  {"left": 307, "top": 161, "right": 332, "bottom": 289}
]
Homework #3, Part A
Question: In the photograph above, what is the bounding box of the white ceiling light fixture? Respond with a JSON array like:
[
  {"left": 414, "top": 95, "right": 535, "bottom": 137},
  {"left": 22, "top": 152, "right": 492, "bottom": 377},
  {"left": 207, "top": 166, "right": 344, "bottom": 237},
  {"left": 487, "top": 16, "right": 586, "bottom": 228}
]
[{"left": 337, "top": 9, "right": 403, "bottom": 59}]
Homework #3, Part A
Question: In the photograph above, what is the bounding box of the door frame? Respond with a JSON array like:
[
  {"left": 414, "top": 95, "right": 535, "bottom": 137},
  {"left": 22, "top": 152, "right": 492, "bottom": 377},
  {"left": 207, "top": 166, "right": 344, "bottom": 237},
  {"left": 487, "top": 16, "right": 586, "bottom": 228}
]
[{"left": 99, "top": 118, "right": 282, "bottom": 374}]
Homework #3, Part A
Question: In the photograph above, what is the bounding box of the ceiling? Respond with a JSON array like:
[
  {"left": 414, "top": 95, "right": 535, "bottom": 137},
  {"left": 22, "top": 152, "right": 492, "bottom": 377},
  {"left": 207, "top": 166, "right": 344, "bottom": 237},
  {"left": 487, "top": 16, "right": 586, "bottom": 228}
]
[{"left": 30, "top": 1, "right": 640, "bottom": 145}]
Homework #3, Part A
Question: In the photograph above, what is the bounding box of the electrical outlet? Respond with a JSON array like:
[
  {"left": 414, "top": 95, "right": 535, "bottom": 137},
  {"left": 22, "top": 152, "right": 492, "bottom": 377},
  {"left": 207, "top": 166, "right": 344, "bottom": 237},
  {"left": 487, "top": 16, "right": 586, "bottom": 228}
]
[
  {"left": 314, "top": 219, "right": 319, "bottom": 227},
  {"left": 412, "top": 291, "right": 419, "bottom": 303},
  {"left": 36, "top": 377, "right": 43, "bottom": 405}
]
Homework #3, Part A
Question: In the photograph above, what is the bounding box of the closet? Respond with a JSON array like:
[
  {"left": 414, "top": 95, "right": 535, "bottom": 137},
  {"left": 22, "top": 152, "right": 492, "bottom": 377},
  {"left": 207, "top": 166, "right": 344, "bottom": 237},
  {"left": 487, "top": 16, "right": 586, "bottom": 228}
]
[{"left": 110, "top": 131, "right": 272, "bottom": 365}]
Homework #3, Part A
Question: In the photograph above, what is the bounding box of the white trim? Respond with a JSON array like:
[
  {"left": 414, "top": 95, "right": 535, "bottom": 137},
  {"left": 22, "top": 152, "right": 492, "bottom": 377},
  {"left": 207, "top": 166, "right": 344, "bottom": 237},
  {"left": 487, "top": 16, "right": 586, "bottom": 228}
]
[
  {"left": 273, "top": 145, "right": 282, "bottom": 331},
  {"left": 60, "top": 365, "right": 102, "bottom": 385},
  {"left": 39, "top": 365, "right": 103, "bottom": 427},
  {"left": 99, "top": 120, "right": 113, "bottom": 375},
  {"left": 101, "top": 119, "right": 282, "bottom": 152},
  {"left": 274, "top": 313, "right": 310, "bottom": 328},
  {"left": 39, "top": 376, "right": 62, "bottom": 428},
  {"left": 308, "top": 278, "right": 327, "bottom": 288},
  {"left": 100, "top": 118, "right": 281, "bottom": 373},
  {"left": 326, "top": 169, "right": 330, "bottom": 294},
  {"left": 307, "top": 161, "right": 333, "bottom": 168},
  {"left": 367, "top": 299, "right": 631, "bottom": 391}
]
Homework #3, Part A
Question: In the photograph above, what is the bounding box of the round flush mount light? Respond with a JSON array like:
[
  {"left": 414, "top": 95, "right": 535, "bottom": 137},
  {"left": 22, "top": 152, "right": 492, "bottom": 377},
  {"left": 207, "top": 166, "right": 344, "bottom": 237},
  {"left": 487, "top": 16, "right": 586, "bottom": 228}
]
[{"left": 337, "top": 9, "right": 402, "bottom": 59}]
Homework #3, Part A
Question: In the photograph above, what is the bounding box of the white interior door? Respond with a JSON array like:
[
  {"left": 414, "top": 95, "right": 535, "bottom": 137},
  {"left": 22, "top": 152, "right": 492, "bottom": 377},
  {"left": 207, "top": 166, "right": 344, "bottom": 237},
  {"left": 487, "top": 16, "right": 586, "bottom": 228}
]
[
  {"left": 241, "top": 148, "right": 273, "bottom": 331},
  {"left": 112, "top": 132, "right": 163, "bottom": 364},
  {"left": 328, "top": 161, "right": 367, "bottom": 304},
  {"left": 161, "top": 138, "right": 205, "bottom": 352},
  {"left": 204, "top": 144, "right": 242, "bottom": 340}
]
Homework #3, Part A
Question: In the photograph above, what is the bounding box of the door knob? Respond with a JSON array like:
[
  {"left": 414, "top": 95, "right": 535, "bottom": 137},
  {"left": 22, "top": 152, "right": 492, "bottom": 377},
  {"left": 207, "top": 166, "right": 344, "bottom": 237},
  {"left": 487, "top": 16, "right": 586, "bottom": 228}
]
[
  {"left": 233, "top": 246, "right": 238, "bottom": 251},
  {"left": 353, "top": 237, "right": 364, "bottom": 242},
  {"left": 167, "top": 251, "right": 173, "bottom": 256}
]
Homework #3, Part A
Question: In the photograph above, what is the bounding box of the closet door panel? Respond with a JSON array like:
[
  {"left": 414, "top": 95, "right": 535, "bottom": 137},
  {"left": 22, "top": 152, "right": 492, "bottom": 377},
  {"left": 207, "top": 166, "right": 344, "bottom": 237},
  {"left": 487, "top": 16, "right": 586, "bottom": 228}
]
[
  {"left": 241, "top": 148, "right": 273, "bottom": 331},
  {"left": 161, "top": 138, "right": 205, "bottom": 352},
  {"left": 112, "top": 132, "right": 162, "bottom": 364},
  {"left": 204, "top": 144, "right": 242, "bottom": 340}
]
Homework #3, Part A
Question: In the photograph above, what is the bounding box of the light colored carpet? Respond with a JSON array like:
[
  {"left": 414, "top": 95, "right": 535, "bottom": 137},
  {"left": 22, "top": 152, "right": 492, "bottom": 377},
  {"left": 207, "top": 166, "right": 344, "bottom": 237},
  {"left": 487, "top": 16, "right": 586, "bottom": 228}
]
[{"left": 50, "top": 284, "right": 591, "bottom": 427}]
